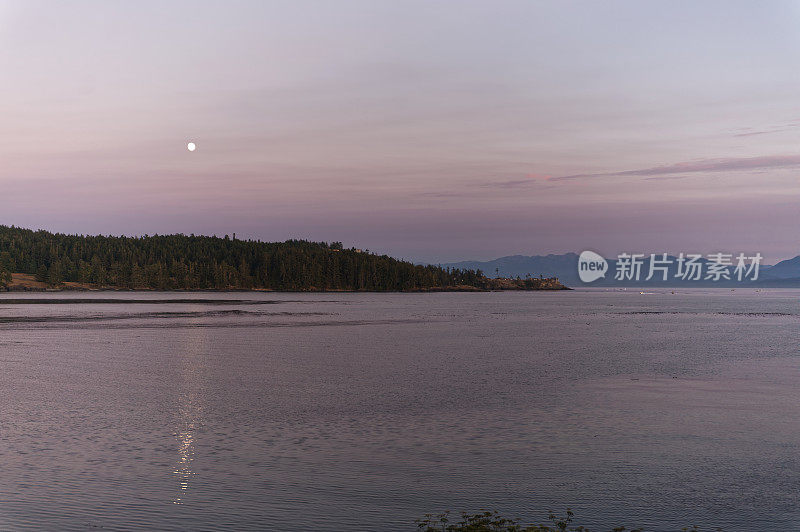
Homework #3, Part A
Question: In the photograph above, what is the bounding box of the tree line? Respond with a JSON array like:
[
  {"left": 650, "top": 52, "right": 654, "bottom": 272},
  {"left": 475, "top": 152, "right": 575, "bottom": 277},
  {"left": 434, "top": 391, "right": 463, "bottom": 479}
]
[{"left": 0, "top": 225, "right": 489, "bottom": 291}]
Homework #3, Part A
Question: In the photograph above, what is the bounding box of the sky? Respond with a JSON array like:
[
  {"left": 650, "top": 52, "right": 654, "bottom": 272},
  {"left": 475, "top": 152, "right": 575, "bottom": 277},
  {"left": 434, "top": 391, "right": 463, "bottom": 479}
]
[{"left": 1, "top": 0, "right": 799, "bottom": 263}]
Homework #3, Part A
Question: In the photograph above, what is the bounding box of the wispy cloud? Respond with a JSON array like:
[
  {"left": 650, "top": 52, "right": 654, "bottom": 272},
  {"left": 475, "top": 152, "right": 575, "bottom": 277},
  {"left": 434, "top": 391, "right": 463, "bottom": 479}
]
[
  {"left": 731, "top": 120, "right": 800, "bottom": 138},
  {"left": 481, "top": 179, "right": 536, "bottom": 189},
  {"left": 551, "top": 155, "right": 800, "bottom": 181},
  {"left": 415, "top": 191, "right": 468, "bottom": 198},
  {"left": 733, "top": 128, "right": 790, "bottom": 138},
  {"left": 480, "top": 173, "right": 552, "bottom": 189}
]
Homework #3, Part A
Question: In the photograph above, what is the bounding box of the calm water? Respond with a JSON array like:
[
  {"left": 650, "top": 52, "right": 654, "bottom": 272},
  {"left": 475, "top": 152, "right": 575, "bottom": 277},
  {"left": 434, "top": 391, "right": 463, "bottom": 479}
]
[{"left": 1, "top": 289, "right": 799, "bottom": 531}]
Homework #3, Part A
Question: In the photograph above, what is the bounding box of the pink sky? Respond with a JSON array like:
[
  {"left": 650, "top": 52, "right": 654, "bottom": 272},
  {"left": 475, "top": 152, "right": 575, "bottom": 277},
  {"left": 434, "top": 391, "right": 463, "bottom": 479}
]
[{"left": 1, "top": 0, "right": 799, "bottom": 262}]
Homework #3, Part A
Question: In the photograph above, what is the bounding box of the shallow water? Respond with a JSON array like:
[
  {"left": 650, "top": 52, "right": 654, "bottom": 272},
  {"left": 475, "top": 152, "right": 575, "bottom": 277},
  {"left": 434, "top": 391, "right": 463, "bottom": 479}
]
[{"left": 1, "top": 289, "right": 798, "bottom": 530}]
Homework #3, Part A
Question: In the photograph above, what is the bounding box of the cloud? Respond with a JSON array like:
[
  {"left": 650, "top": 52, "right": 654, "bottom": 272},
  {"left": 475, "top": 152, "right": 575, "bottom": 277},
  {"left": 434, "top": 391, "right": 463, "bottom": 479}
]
[
  {"left": 552, "top": 155, "right": 800, "bottom": 181},
  {"left": 481, "top": 179, "right": 537, "bottom": 189},
  {"left": 733, "top": 128, "right": 790, "bottom": 138},
  {"left": 731, "top": 120, "right": 800, "bottom": 137},
  {"left": 480, "top": 173, "right": 552, "bottom": 189},
  {"left": 415, "top": 191, "right": 468, "bottom": 198}
]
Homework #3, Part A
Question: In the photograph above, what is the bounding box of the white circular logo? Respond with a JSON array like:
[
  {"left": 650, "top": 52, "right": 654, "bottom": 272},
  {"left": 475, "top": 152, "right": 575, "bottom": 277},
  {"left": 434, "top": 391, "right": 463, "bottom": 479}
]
[{"left": 578, "top": 250, "right": 608, "bottom": 283}]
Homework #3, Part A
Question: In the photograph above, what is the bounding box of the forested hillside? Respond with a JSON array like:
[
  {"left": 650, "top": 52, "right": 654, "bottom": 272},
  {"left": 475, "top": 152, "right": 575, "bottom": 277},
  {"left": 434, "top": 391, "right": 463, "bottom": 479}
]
[{"left": 0, "top": 225, "right": 489, "bottom": 291}]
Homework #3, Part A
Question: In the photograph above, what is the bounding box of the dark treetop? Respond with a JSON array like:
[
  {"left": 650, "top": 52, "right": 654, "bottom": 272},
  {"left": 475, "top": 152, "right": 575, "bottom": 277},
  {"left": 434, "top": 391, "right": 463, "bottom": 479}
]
[{"left": 0, "top": 225, "right": 563, "bottom": 291}]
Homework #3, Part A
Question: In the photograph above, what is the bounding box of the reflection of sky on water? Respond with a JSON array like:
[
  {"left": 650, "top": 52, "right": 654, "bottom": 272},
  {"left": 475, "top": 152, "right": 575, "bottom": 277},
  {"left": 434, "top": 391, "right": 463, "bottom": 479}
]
[
  {"left": 173, "top": 321, "right": 208, "bottom": 505},
  {"left": 4, "top": 291, "right": 800, "bottom": 530}
]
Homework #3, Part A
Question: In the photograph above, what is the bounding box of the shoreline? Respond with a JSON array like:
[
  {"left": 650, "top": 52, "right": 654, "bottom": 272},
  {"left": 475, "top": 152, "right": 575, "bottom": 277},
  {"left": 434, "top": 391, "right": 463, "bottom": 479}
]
[
  {"left": 3, "top": 286, "right": 572, "bottom": 293},
  {"left": 3, "top": 273, "right": 570, "bottom": 293}
]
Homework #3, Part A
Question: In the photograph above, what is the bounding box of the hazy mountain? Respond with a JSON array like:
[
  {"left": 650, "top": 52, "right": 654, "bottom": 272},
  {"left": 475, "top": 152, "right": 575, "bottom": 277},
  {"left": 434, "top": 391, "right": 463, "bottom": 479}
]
[
  {"left": 761, "top": 255, "right": 800, "bottom": 279},
  {"left": 438, "top": 253, "right": 800, "bottom": 287},
  {"left": 442, "top": 253, "right": 582, "bottom": 284}
]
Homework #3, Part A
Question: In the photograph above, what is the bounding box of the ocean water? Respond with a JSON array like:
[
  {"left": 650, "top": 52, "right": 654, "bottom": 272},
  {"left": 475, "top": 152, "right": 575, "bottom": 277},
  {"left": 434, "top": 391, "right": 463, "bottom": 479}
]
[{"left": 0, "top": 289, "right": 798, "bottom": 531}]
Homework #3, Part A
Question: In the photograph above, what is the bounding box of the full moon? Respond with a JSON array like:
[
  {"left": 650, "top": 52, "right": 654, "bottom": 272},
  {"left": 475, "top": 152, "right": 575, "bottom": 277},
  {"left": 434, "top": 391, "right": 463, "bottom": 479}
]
[{"left": 187, "top": 142, "right": 196, "bottom": 152}]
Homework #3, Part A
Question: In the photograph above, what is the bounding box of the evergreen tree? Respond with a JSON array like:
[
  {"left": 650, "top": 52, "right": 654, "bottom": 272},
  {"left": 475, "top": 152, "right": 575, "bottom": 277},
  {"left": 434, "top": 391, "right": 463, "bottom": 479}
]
[{"left": 0, "top": 225, "right": 493, "bottom": 291}]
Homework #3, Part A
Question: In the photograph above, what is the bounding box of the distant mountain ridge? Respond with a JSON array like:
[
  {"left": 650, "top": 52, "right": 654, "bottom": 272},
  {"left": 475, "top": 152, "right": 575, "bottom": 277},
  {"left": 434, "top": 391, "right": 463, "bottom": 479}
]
[
  {"left": 443, "top": 253, "right": 582, "bottom": 284},
  {"left": 438, "top": 253, "right": 800, "bottom": 287}
]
